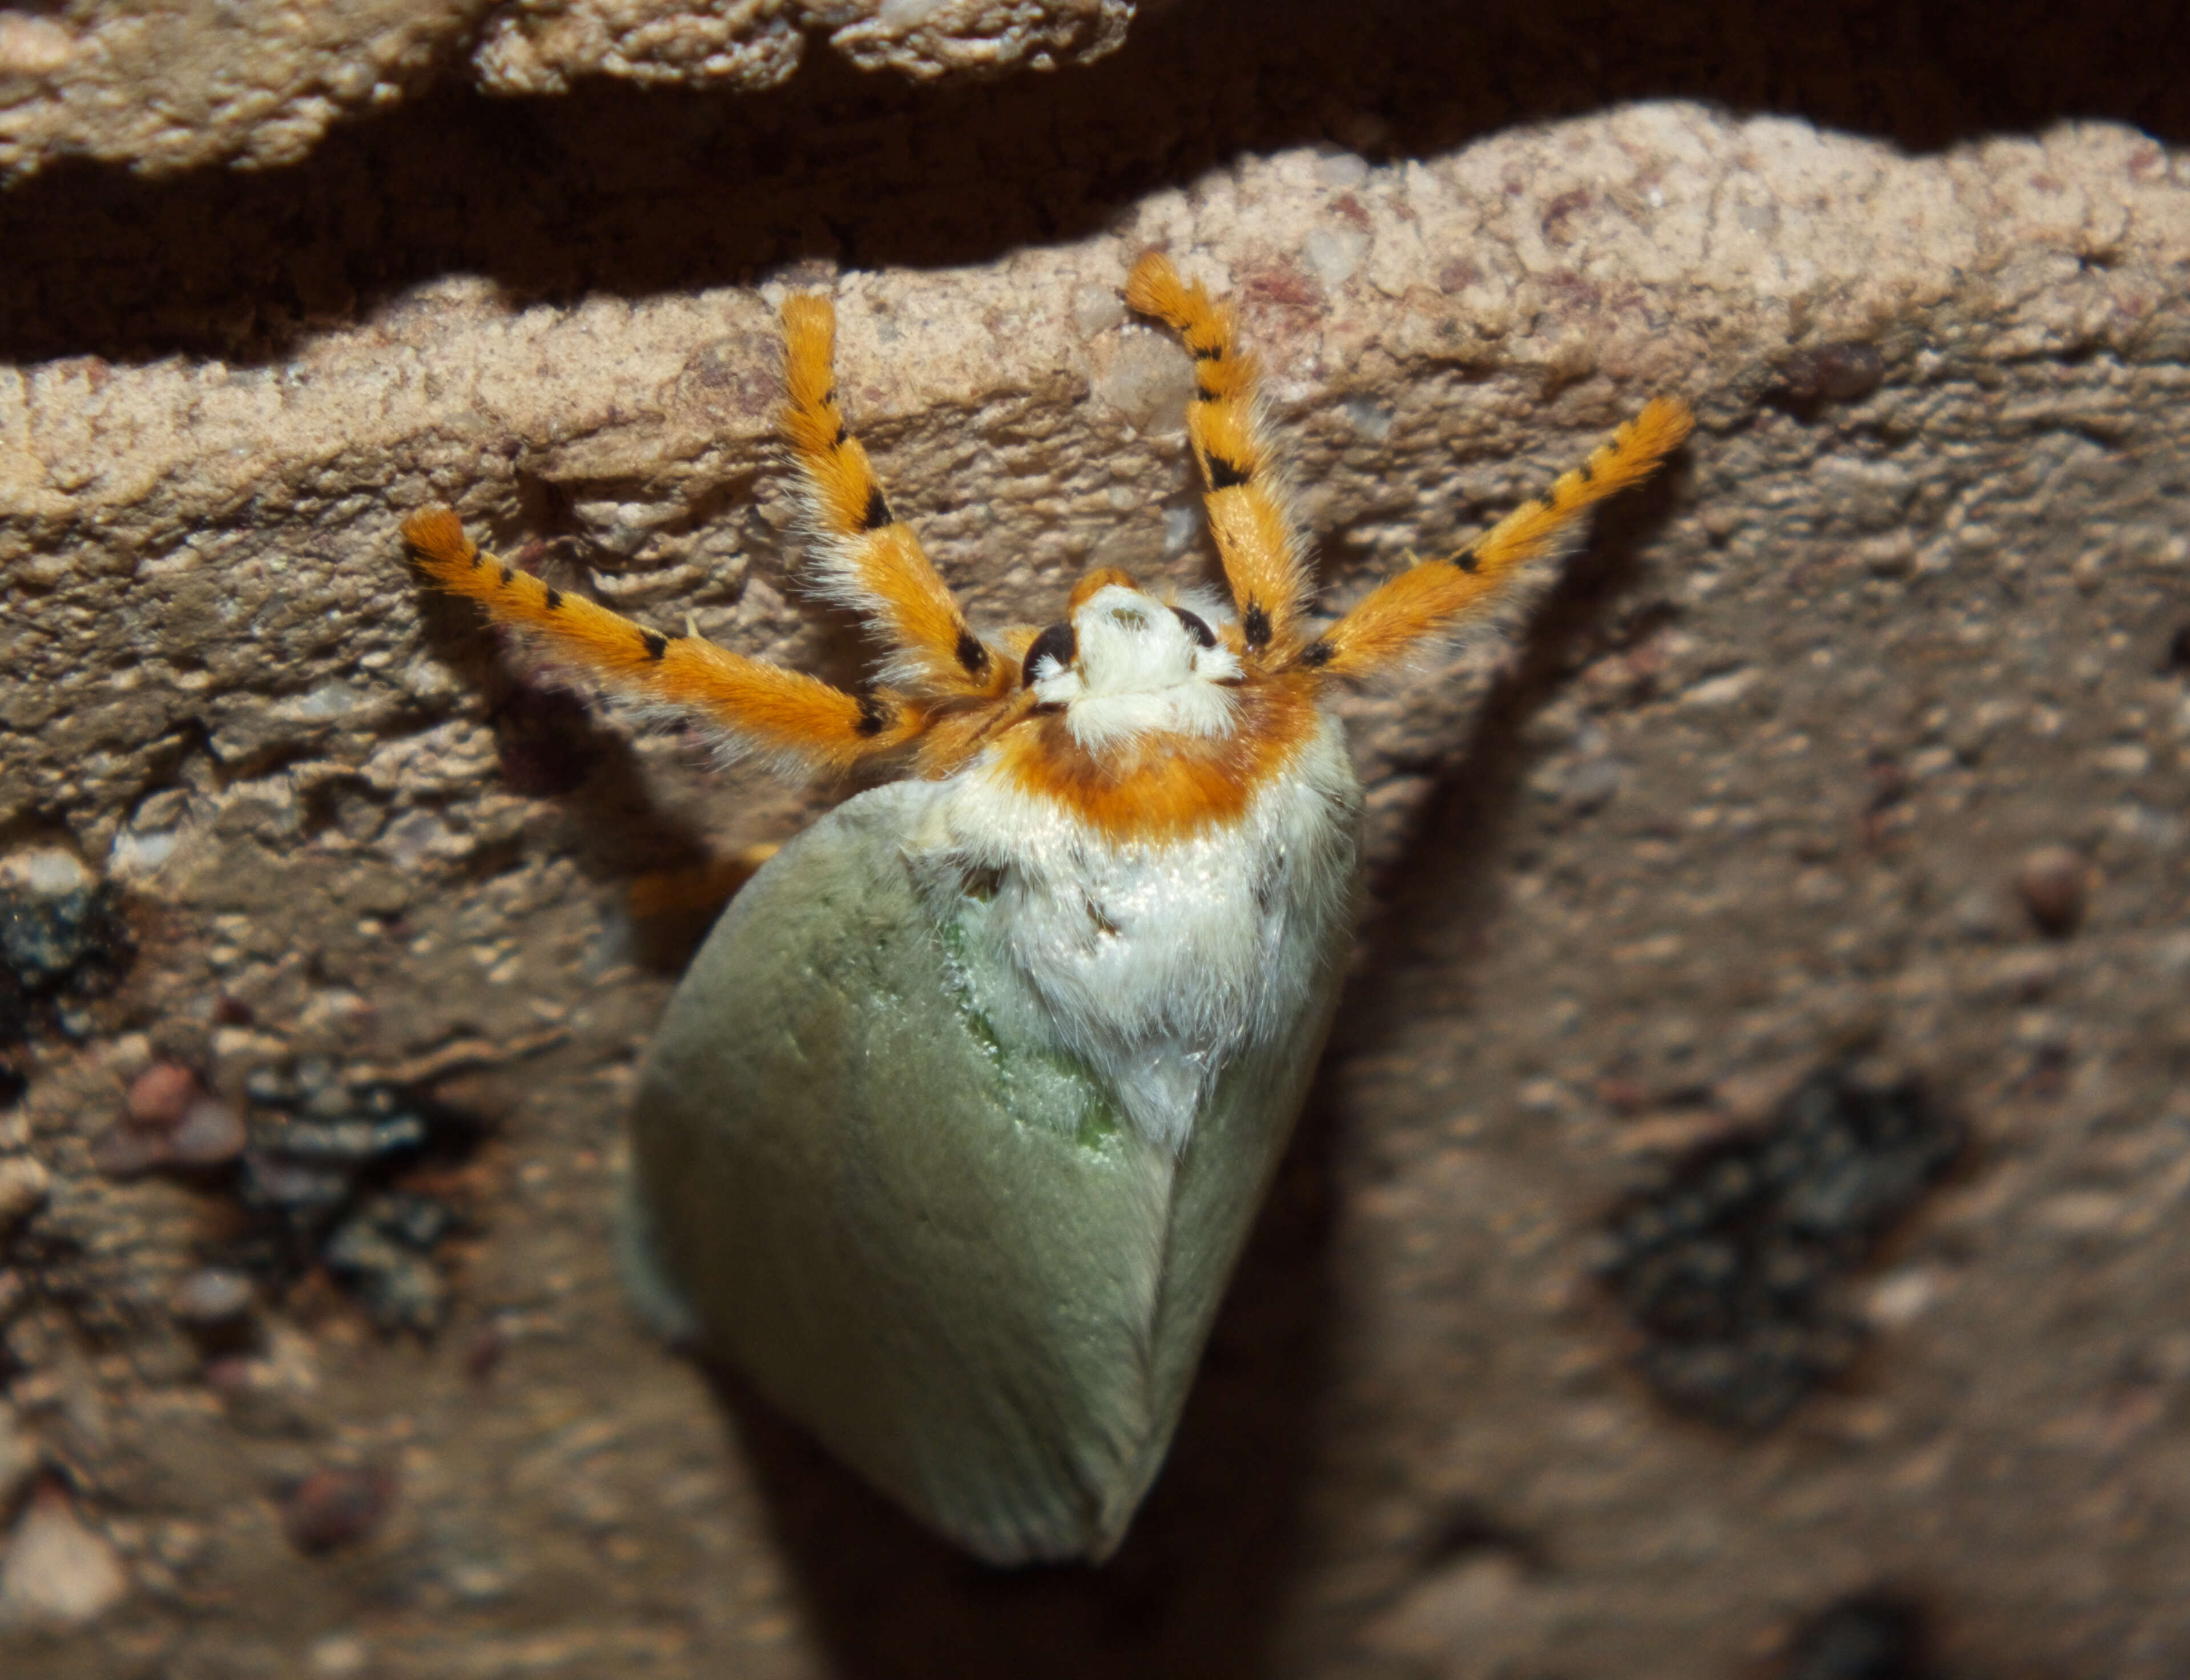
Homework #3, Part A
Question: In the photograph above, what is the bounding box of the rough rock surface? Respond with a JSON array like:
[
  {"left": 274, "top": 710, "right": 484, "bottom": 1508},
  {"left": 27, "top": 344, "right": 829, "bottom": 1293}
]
[
  {"left": 0, "top": 1485, "right": 131, "bottom": 1631},
  {"left": 471, "top": 0, "right": 1131, "bottom": 96},
  {"left": 0, "top": 0, "right": 1132, "bottom": 181},
  {"left": 2, "top": 1, "right": 2189, "bottom": 1676}
]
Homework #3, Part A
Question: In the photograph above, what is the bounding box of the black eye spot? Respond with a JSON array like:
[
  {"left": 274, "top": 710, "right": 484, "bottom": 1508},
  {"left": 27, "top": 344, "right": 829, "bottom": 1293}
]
[
  {"left": 1172, "top": 607, "right": 1217, "bottom": 647},
  {"left": 1022, "top": 621, "right": 1077, "bottom": 686}
]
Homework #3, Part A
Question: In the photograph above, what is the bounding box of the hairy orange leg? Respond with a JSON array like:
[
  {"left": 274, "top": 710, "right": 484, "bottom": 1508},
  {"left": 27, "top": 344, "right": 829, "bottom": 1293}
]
[
  {"left": 398, "top": 507, "right": 923, "bottom": 774},
  {"left": 1299, "top": 397, "right": 1693, "bottom": 678},
  {"left": 1125, "top": 253, "right": 1313, "bottom": 662},
  {"left": 779, "top": 296, "right": 1011, "bottom": 702}
]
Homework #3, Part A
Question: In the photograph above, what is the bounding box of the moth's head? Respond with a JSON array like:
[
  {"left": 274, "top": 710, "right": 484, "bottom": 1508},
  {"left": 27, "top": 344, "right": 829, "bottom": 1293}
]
[{"left": 1021, "top": 569, "right": 1243, "bottom": 750}]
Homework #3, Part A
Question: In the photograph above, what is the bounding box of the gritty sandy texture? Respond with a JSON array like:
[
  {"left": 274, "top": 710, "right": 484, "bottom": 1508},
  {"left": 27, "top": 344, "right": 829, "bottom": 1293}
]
[
  {"left": 472, "top": 0, "right": 1130, "bottom": 95},
  {"left": 0, "top": 0, "right": 1131, "bottom": 180},
  {"left": 468, "top": 0, "right": 808, "bottom": 96},
  {"left": 3, "top": 0, "right": 2190, "bottom": 1674},
  {"left": 0, "top": 0, "right": 468, "bottom": 180}
]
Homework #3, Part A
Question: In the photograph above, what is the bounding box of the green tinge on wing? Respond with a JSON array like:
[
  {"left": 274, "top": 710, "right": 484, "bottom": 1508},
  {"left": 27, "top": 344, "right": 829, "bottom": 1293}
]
[{"left": 623, "top": 781, "right": 1351, "bottom": 1564}]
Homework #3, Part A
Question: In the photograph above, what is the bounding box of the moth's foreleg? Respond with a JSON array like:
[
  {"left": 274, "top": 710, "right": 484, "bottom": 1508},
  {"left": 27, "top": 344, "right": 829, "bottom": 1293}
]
[
  {"left": 1297, "top": 397, "right": 1694, "bottom": 679},
  {"left": 399, "top": 507, "right": 923, "bottom": 773},
  {"left": 1124, "top": 252, "right": 1313, "bottom": 662},
  {"left": 779, "top": 296, "right": 1008, "bottom": 702}
]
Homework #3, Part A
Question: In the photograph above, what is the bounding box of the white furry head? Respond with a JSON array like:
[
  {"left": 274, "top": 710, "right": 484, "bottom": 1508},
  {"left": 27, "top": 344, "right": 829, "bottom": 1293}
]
[{"left": 1026, "top": 583, "right": 1243, "bottom": 752}]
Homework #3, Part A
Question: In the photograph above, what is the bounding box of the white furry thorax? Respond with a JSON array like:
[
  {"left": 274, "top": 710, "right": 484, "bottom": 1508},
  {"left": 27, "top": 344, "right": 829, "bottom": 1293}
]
[{"left": 904, "top": 708, "right": 1362, "bottom": 1156}]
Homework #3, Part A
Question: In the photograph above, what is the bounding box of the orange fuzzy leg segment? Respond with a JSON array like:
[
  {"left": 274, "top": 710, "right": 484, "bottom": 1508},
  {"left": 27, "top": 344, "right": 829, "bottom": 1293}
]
[
  {"left": 399, "top": 508, "right": 920, "bottom": 773},
  {"left": 1301, "top": 397, "right": 1694, "bottom": 680},
  {"left": 1124, "top": 253, "right": 1311, "bottom": 659},
  {"left": 627, "top": 844, "right": 780, "bottom": 920},
  {"left": 912, "top": 684, "right": 1041, "bottom": 781},
  {"left": 779, "top": 295, "right": 1004, "bottom": 700}
]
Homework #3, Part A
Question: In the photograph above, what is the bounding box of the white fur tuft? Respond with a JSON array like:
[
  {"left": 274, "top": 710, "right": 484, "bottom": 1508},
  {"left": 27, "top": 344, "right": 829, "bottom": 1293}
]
[{"left": 910, "top": 711, "right": 1362, "bottom": 1155}]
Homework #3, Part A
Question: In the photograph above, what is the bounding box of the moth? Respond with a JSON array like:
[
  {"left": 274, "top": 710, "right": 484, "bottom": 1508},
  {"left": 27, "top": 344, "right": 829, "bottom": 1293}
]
[{"left": 398, "top": 255, "right": 1691, "bottom": 1564}]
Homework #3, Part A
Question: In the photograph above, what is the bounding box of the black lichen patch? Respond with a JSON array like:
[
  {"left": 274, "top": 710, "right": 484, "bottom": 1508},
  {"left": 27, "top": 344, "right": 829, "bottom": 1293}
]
[
  {"left": 0, "top": 881, "right": 135, "bottom": 1045},
  {"left": 1777, "top": 1591, "right": 1934, "bottom": 1680},
  {"left": 321, "top": 1191, "right": 461, "bottom": 1336},
  {"left": 1597, "top": 1069, "right": 1963, "bottom": 1430},
  {"left": 215, "top": 1069, "right": 494, "bottom": 1336},
  {"left": 281, "top": 1464, "right": 396, "bottom": 1557}
]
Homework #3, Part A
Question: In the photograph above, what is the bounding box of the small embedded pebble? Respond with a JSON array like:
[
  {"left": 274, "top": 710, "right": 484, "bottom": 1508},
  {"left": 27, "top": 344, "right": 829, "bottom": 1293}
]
[
  {"left": 1093, "top": 330, "right": 1195, "bottom": 432},
  {"left": 0, "top": 1484, "right": 130, "bottom": 1629},
  {"left": 1778, "top": 341, "right": 1886, "bottom": 406},
  {"left": 166, "top": 1094, "right": 247, "bottom": 1165},
  {"left": 127, "top": 1062, "right": 198, "bottom": 1127},
  {"left": 0, "top": 1157, "right": 48, "bottom": 1236},
  {"left": 281, "top": 1465, "right": 394, "bottom": 1556},
  {"left": 267, "top": 1112, "right": 429, "bottom": 1167},
  {"left": 0, "top": 856, "right": 134, "bottom": 1047},
  {"left": 2015, "top": 844, "right": 2087, "bottom": 937},
  {"left": 223, "top": 1077, "right": 484, "bottom": 1328},
  {"left": 200, "top": 1356, "right": 255, "bottom": 1396},
  {"left": 310, "top": 1634, "right": 372, "bottom": 1677},
  {"left": 323, "top": 1198, "right": 451, "bottom": 1335},
  {"left": 91, "top": 1065, "right": 245, "bottom": 1177},
  {"left": 1562, "top": 755, "right": 1625, "bottom": 813},
  {"left": 240, "top": 1150, "right": 352, "bottom": 1214},
  {"left": 168, "top": 1268, "right": 256, "bottom": 1326}
]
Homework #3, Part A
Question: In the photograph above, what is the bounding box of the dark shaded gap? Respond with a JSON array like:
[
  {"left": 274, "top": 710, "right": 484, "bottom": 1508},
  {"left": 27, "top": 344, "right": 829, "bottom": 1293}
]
[{"left": 5, "top": 0, "right": 2185, "bottom": 364}]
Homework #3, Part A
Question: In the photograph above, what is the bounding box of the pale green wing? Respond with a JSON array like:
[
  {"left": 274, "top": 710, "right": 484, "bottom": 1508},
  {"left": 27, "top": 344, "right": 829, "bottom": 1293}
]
[{"left": 625, "top": 780, "right": 1352, "bottom": 1563}]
